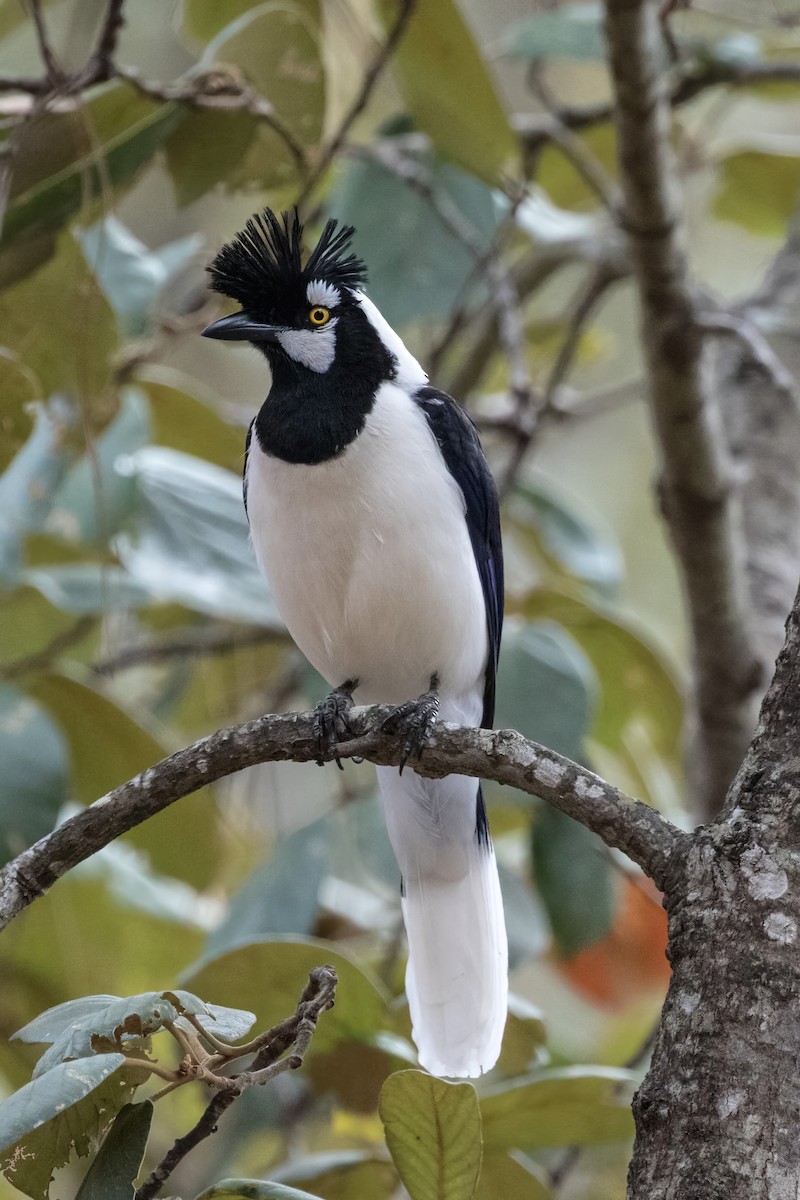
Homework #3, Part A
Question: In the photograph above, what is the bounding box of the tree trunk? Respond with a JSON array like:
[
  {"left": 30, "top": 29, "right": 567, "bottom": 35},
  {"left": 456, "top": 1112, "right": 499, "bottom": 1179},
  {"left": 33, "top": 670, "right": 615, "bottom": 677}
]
[{"left": 628, "top": 586, "right": 800, "bottom": 1196}]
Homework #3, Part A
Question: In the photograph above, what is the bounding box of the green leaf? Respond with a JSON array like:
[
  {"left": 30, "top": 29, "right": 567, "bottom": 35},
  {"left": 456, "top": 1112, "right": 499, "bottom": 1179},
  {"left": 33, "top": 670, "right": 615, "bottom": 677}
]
[
  {"left": 182, "top": 938, "right": 388, "bottom": 1056},
  {"left": 0, "top": 399, "right": 77, "bottom": 582},
  {"left": 115, "top": 447, "right": 282, "bottom": 624},
  {"left": 46, "top": 387, "right": 152, "bottom": 545},
  {"left": 476, "top": 1152, "right": 551, "bottom": 1200},
  {"left": 537, "top": 125, "right": 617, "bottom": 212},
  {"left": 136, "top": 366, "right": 244, "bottom": 471},
  {"left": 495, "top": 621, "right": 597, "bottom": 762},
  {"left": 329, "top": 152, "right": 499, "bottom": 328},
  {"left": 202, "top": 3, "right": 323, "bottom": 190},
  {"left": 378, "top": 0, "right": 518, "bottom": 180},
  {"left": 77, "top": 219, "right": 201, "bottom": 338},
  {"left": 27, "top": 673, "right": 166, "bottom": 803},
  {"left": 23, "top": 992, "right": 181, "bottom": 1078},
  {"left": 205, "top": 818, "right": 330, "bottom": 957},
  {"left": 0, "top": 586, "right": 95, "bottom": 673},
  {"left": 0, "top": 683, "right": 69, "bottom": 866},
  {"left": 270, "top": 1149, "right": 397, "bottom": 1199},
  {"left": 508, "top": 479, "right": 622, "bottom": 595},
  {"left": 532, "top": 806, "right": 614, "bottom": 955},
  {"left": 15, "top": 990, "right": 254, "bottom": 1078},
  {"left": 165, "top": 108, "right": 256, "bottom": 206},
  {"left": 0, "top": 351, "right": 41, "bottom": 471},
  {"left": 379, "top": 1070, "right": 481, "bottom": 1200},
  {"left": 713, "top": 148, "right": 800, "bottom": 238},
  {"left": 2, "top": 82, "right": 184, "bottom": 255},
  {"left": 521, "top": 592, "right": 682, "bottom": 764},
  {"left": 194, "top": 1181, "right": 325, "bottom": 1200},
  {"left": 22, "top": 565, "right": 154, "bottom": 614},
  {"left": 13, "top": 997, "right": 122, "bottom": 1045},
  {"left": 0, "top": 231, "right": 118, "bottom": 400},
  {"left": 74, "top": 1101, "right": 153, "bottom": 1200},
  {"left": 26, "top": 672, "right": 219, "bottom": 887},
  {"left": 502, "top": 4, "right": 605, "bottom": 62},
  {"left": 480, "top": 1066, "right": 634, "bottom": 1150},
  {"left": 0, "top": 1054, "right": 146, "bottom": 1200},
  {"left": 182, "top": 0, "right": 269, "bottom": 43}
]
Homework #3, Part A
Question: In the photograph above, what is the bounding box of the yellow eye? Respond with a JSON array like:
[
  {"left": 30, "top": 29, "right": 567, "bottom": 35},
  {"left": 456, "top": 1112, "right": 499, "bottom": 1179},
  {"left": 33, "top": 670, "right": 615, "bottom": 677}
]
[{"left": 309, "top": 306, "right": 330, "bottom": 326}]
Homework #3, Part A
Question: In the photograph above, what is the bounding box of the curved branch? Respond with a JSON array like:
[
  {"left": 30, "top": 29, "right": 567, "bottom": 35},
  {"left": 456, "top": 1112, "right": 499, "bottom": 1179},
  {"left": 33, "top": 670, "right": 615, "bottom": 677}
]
[{"left": 0, "top": 707, "right": 683, "bottom": 933}]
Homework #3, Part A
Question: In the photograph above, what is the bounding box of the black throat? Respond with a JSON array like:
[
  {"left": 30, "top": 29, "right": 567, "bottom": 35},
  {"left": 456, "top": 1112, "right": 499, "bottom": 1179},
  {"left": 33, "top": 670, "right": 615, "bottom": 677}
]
[{"left": 253, "top": 306, "right": 396, "bottom": 465}]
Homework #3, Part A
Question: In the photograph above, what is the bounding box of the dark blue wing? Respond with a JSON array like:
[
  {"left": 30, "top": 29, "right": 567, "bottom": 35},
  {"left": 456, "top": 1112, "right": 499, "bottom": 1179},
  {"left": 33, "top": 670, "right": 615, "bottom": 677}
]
[
  {"left": 413, "top": 386, "right": 504, "bottom": 729},
  {"left": 243, "top": 418, "right": 254, "bottom": 517}
]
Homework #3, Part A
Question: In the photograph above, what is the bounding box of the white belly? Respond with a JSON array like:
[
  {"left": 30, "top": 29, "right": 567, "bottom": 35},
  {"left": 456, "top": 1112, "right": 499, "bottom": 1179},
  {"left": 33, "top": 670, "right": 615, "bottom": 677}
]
[{"left": 245, "top": 383, "right": 488, "bottom": 716}]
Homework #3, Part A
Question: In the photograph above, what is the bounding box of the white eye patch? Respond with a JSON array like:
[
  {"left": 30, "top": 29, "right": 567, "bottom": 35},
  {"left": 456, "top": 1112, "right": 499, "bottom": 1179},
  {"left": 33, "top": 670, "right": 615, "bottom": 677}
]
[
  {"left": 276, "top": 320, "right": 338, "bottom": 373},
  {"left": 306, "top": 279, "right": 341, "bottom": 308}
]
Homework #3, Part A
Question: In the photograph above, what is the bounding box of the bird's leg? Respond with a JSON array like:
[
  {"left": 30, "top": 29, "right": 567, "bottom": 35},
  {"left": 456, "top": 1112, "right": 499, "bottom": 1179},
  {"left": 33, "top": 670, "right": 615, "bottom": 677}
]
[
  {"left": 381, "top": 673, "right": 440, "bottom": 774},
  {"left": 313, "top": 678, "right": 358, "bottom": 770}
]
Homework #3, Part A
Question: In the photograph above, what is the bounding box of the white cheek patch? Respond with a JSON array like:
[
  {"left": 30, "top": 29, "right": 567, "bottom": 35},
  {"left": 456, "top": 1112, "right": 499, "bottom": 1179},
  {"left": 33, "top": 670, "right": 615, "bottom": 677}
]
[
  {"left": 306, "top": 279, "right": 341, "bottom": 308},
  {"left": 276, "top": 319, "right": 338, "bottom": 373}
]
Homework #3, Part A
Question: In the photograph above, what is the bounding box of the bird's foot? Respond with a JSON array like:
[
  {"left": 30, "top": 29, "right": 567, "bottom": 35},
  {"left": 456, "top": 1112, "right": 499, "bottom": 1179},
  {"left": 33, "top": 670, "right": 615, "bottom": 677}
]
[
  {"left": 381, "top": 673, "right": 440, "bottom": 773},
  {"left": 314, "top": 679, "right": 358, "bottom": 769}
]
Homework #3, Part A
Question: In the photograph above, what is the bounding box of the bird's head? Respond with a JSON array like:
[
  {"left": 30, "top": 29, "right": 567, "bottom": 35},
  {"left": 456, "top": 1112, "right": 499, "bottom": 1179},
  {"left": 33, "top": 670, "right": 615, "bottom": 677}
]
[{"left": 203, "top": 208, "right": 403, "bottom": 381}]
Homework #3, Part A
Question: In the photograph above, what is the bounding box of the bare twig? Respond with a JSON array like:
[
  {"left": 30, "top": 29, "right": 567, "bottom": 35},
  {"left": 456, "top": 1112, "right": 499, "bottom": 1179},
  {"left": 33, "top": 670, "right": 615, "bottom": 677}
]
[
  {"left": 296, "top": 0, "right": 416, "bottom": 206},
  {"left": 28, "top": 0, "right": 64, "bottom": 86},
  {"left": 0, "top": 616, "right": 96, "bottom": 681},
  {"left": 351, "top": 141, "right": 538, "bottom": 424},
  {"left": 0, "top": 705, "right": 684, "bottom": 936},
  {"left": 697, "top": 311, "right": 800, "bottom": 403},
  {"left": 497, "top": 260, "right": 623, "bottom": 497},
  {"left": 76, "top": 0, "right": 126, "bottom": 87},
  {"left": 604, "top": 0, "right": 761, "bottom": 820},
  {"left": 514, "top": 60, "right": 800, "bottom": 155},
  {"left": 114, "top": 64, "right": 307, "bottom": 178},
  {"left": 134, "top": 966, "right": 337, "bottom": 1200},
  {"left": 91, "top": 623, "right": 288, "bottom": 676}
]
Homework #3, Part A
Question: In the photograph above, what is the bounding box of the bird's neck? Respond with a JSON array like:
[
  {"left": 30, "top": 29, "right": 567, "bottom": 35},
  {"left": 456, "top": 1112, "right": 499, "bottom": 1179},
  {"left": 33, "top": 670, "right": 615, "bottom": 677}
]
[{"left": 253, "top": 313, "right": 397, "bottom": 466}]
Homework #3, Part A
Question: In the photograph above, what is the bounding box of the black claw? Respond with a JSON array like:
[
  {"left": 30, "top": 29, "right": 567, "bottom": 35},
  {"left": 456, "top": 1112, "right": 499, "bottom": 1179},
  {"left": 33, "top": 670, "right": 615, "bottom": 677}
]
[
  {"left": 381, "top": 674, "right": 440, "bottom": 773},
  {"left": 313, "top": 679, "right": 358, "bottom": 768}
]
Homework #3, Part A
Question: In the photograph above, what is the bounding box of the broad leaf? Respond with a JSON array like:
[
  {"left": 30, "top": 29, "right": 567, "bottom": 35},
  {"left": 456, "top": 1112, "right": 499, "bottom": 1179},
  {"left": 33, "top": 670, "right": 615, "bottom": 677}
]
[
  {"left": 480, "top": 1066, "right": 634, "bottom": 1149},
  {"left": 202, "top": 2, "right": 323, "bottom": 191},
  {"left": 713, "top": 148, "right": 800, "bottom": 238},
  {"left": 136, "top": 366, "right": 244, "bottom": 471},
  {"left": 46, "top": 387, "right": 152, "bottom": 545},
  {"left": 0, "top": 684, "right": 69, "bottom": 865},
  {"left": 476, "top": 1151, "right": 551, "bottom": 1199},
  {"left": 115, "top": 446, "right": 282, "bottom": 624},
  {"left": 329, "top": 151, "right": 499, "bottom": 327},
  {"left": 508, "top": 479, "right": 622, "bottom": 595},
  {"left": 0, "top": 399, "right": 76, "bottom": 582},
  {"left": 205, "top": 817, "right": 331, "bottom": 957},
  {"left": 194, "top": 1180, "right": 326, "bottom": 1199},
  {"left": 379, "top": 0, "right": 518, "bottom": 180},
  {"left": 532, "top": 806, "right": 614, "bottom": 956},
  {"left": 502, "top": 4, "right": 605, "bottom": 62},
  {"left": 182, "top": 938, "right": 388, "bottom": 1056},
  {"left": 77, "top": 219, "right": 201, "bottom": 337},
  {"left": 0, "top": 1055, "right": 146, "bottom": 1200},
  {"left": 74, "top": 1101, "right": 153, "bottom": 1200},
  {"left": 2, "top": 82, "right": 184, "bottom": 255},
  {"left": 0, "top": 231, "right": 118, "bottom": 401},
  {"left": 269, "top": 1149, "right": 398, "bottom": 1199},
  {"left": 379, "top": 1070, "right": 482, "bottom": 1200},
  {"left": 495, "top": 620, "right": 597, "bottom": 761}
]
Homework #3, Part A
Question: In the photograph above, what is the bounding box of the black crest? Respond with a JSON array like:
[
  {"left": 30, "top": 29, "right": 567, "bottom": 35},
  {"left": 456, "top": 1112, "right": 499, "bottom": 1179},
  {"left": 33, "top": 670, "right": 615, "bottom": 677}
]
[{"left": 207, "top": 208, "right": 367, "bottom": 317}]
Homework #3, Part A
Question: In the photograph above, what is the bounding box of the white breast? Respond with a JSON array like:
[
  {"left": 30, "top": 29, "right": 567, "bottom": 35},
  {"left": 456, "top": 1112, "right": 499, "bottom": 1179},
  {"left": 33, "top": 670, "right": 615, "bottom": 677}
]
[{"left": 245, "top": 383, "right": 488, "bottom": 717}]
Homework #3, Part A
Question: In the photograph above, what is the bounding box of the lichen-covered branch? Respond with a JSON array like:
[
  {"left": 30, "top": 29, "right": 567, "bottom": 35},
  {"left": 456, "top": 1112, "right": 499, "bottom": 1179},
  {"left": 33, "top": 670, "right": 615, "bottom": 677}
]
[{"left": 0, "top": 707, "right": 682, "bottom": 933}]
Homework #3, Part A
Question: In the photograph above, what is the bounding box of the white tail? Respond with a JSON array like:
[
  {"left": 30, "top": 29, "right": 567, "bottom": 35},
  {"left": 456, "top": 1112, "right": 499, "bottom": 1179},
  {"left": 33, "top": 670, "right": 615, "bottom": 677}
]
[{"left": 377, "top": 765, "right": 508, "bottom": 1077}]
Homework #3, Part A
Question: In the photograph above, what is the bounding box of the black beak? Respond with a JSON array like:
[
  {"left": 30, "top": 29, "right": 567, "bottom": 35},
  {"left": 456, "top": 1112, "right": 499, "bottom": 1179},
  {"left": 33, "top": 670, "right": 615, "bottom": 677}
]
[{"left": 202, "top": 312, "right": 282, "bottom": 342}]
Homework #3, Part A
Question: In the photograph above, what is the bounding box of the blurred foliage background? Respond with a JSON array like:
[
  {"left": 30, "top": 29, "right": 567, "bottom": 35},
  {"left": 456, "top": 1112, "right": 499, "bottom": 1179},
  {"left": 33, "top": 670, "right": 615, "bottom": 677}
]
[{"left": 0, "top": 0, "right": 798, "bottom": 1196}]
